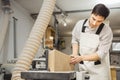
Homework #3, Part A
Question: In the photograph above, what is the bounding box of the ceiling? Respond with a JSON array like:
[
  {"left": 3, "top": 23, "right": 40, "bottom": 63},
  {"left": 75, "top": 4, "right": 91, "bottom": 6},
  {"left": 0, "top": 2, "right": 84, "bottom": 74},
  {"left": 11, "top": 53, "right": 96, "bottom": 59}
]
[{"left": 14, "top": 0, "right": 120, "bottom": 37}]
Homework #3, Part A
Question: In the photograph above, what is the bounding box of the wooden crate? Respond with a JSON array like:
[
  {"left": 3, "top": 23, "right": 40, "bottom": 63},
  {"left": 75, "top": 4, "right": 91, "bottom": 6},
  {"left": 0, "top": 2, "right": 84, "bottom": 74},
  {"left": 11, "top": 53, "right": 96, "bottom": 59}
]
[{"left": 48, "top": 49, "right": 74, "bottom": 71}]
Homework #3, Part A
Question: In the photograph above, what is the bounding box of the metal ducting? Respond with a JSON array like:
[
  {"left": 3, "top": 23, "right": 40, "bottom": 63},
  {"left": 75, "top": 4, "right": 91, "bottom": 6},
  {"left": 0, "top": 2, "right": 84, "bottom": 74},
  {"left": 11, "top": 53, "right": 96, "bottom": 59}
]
[{"left": 12, "top": 0, "right": 56, "bottom": 80}]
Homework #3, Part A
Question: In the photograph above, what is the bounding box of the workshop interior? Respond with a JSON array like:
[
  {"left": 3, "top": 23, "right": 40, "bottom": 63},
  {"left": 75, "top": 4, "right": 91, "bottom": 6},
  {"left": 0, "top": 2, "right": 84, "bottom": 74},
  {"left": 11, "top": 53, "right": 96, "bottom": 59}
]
[{"left": 0, "top": 0, "right": 120, "bottom": 80}]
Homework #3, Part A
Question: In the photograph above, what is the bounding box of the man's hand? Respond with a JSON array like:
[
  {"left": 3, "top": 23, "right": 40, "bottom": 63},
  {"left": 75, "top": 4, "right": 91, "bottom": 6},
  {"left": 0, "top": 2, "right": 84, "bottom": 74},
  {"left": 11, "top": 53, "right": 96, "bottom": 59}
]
[{"left": 70, "top": 55, "right": 82, "bottom": 64}]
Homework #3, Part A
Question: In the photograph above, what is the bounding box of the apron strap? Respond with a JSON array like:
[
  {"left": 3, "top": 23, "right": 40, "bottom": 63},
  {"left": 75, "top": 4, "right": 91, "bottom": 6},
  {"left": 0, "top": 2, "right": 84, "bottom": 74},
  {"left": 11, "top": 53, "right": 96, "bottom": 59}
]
[
  {"left": 80, "top": 19, "right": 105, "bottom": 65},
  {"left": 96, "top": 23, "right": 104, "bottom": 34},
  {"left": 82, "top": 19, "right": 105, "bottom": 35},
  {"left": 82, "top": 19, "right": 88, "bottom": 32}
]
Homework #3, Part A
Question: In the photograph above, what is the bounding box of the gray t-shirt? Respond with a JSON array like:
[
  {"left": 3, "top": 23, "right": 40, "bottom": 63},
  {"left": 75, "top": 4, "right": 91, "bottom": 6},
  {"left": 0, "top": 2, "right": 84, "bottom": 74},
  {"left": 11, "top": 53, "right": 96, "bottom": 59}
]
[{"left": 72, "top": 19, "right": 113, "bottom": 59}]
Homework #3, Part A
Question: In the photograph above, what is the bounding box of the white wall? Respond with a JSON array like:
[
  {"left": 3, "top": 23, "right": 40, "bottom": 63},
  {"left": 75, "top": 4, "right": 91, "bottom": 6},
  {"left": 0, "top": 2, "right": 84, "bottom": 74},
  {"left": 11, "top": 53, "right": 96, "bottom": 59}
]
[
  {"left": 10, "top": 0, "right": 34, "bottom": 58},
  {"left": 0, "top": 0, "right": 34, "bottom": 63},
  {"left": 0, "top": 0, "right": 50, "bottom": 64}
]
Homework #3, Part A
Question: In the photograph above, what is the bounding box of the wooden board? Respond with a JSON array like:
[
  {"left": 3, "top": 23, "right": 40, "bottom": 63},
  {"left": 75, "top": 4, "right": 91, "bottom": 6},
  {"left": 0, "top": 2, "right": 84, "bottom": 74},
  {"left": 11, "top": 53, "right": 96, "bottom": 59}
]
[{"left": 48, "top": 49, "right": 74, "bottom": 71}]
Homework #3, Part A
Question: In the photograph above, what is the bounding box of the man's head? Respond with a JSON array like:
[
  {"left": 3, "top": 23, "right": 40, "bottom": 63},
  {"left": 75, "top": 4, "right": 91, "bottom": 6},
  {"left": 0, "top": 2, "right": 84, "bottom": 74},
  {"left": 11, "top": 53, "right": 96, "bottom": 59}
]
[
  {"left": 89, "top": 4, "right": 110, "bottom": 28},
  {"left": 92, "top": 4, "right": 110, "bottom": 19}
]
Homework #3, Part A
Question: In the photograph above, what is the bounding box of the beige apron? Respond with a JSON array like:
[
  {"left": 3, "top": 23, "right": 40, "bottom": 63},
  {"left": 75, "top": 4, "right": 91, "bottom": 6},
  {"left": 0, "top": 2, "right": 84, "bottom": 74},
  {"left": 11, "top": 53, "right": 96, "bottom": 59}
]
[{"left": 79, "top": 32, "right": 110, "bottom": 80}]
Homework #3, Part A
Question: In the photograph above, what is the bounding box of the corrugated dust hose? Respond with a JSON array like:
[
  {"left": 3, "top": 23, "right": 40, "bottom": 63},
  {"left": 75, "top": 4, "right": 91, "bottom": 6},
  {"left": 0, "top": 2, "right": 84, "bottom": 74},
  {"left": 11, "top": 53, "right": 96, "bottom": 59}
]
[{"left": 12, "top": 0, "right": 56, "bottom": 80}]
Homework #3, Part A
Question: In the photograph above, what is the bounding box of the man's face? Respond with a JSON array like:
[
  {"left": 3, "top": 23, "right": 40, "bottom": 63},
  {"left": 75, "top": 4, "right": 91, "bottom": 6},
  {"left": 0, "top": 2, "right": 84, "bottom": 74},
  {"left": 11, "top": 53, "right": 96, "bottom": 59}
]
[{"left": 89, "top": 14, "right": 105, "bottom": 28}]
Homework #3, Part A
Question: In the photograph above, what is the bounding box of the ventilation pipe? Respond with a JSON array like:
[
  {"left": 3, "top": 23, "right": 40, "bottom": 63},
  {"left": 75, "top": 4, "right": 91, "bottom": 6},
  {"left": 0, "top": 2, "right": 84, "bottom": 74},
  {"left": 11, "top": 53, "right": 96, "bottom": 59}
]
[{"left": 12, "top": 0, "right": 56, "bottom": 80}]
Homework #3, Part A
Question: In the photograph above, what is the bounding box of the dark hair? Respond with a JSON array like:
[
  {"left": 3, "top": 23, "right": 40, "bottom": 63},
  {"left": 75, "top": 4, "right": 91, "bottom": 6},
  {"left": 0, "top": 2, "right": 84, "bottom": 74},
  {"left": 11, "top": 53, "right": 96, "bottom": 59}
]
[{"left": 92, "top": 4, "right": 110, "bottom": 19}]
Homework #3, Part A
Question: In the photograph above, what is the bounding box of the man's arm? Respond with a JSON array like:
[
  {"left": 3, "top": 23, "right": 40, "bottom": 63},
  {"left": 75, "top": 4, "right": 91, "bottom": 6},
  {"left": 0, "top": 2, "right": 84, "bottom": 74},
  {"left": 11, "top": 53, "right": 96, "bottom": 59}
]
[
  {"left": 81, "top": 53, "right": 100, "bottom": 61},
  {"left": 70, "top": 52, "right": 100, "bottom": 64},
  {"left": 71, "top": 43, "right": 79, "bottom": 56},
  {"left": 71, "top": 43, "right": 100, "bottom": 64}
]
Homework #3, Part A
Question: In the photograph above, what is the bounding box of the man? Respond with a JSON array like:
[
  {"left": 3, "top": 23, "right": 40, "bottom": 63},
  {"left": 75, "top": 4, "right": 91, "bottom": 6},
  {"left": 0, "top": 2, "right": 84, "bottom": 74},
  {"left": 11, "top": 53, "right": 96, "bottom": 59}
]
[{"left": 70, "top": 4, "right": 113, "bottom": 80}]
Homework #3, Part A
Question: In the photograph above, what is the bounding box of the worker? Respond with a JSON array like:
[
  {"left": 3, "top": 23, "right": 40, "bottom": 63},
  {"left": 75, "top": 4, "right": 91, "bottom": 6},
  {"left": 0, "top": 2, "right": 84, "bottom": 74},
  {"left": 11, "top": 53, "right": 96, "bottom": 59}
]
[{"left": 70, "top": 3, "right": 113, "bottom": 80}]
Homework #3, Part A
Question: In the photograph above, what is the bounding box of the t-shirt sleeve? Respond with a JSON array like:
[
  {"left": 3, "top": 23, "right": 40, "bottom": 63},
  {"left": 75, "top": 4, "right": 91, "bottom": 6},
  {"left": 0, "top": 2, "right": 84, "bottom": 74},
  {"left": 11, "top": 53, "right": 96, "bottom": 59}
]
[
  {"left": 96, "top": 26, "right": 113, "bottom": 60},
  {"left": 71, "top": 21, "right": 82, "bottom": 44}
]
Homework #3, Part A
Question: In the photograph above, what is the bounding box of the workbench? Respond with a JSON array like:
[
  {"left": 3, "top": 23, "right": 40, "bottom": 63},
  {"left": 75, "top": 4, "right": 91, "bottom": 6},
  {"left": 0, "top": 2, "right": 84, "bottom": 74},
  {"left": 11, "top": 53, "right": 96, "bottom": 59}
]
[{"left": 21, "top": 71, "right": 76, "bottom": 80}]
